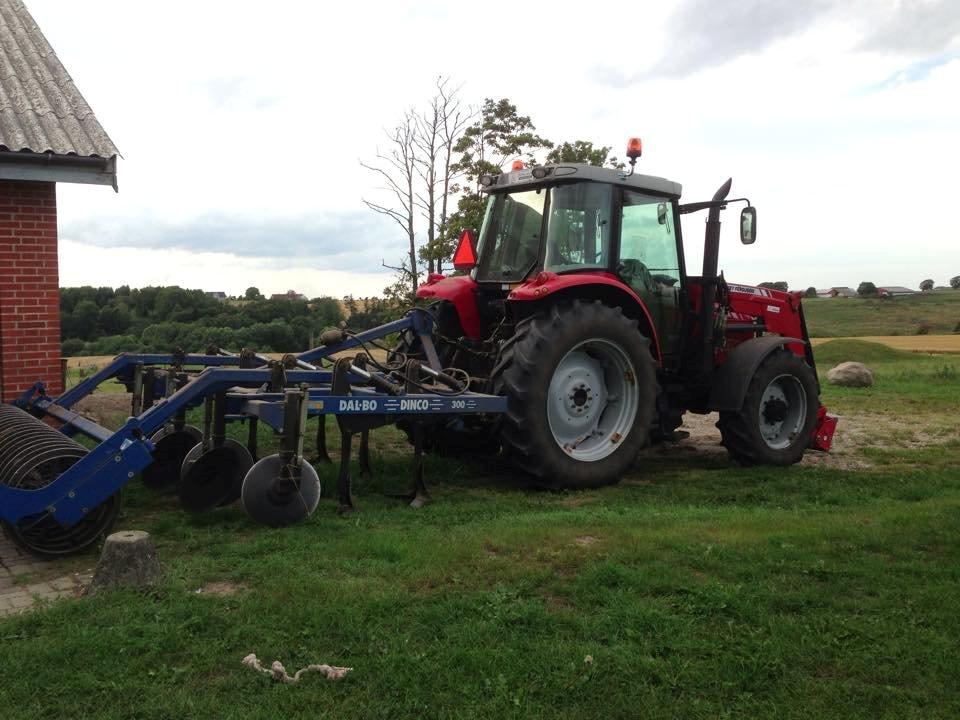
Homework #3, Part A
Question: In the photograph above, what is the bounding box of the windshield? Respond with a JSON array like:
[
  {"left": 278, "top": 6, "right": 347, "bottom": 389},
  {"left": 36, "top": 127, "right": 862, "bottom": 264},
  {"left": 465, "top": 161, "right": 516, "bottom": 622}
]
[
  {"left": 475, "top": 182, "right": 613, "bottom": 282},
  {"left": 475, "top": 188, "right": 546, "bottom": 281}
]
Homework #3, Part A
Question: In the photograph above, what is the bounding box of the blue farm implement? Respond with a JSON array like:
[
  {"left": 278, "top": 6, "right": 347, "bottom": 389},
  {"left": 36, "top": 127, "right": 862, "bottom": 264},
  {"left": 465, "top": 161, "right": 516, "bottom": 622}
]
[{"left": 0, "top": 309, "right": 506, "bottom": 557}]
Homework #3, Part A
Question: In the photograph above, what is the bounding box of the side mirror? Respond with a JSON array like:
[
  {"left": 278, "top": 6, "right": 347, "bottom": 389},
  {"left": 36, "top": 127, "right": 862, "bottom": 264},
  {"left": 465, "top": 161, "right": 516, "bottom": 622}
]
[
  {"left": 740, "top": 207, "right": 757, "bottom": 245},
  {"left": 657, "top": 202, "right": 668, "bottom": 225}
]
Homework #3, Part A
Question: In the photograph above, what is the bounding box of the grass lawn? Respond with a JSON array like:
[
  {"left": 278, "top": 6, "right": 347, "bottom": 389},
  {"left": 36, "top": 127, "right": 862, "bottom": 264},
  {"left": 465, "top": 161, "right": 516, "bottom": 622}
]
[
  {"left": 804, "top": 290, "right": 960, "bottom": 337},
  {"left": 2, "top": 341, "right": 959, "bottom": 719}
]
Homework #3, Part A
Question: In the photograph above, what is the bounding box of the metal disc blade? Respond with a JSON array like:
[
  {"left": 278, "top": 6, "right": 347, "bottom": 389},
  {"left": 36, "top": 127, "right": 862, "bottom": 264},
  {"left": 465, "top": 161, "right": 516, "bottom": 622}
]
[
  {"left": 143, "top": 426, "right": 202, "bottom": 490},
  {"left": 241, "top": 454, "right": 321, "bottom": 528},
  {"left": 178, "top": 440, "right": 253, "bottom": 513}
]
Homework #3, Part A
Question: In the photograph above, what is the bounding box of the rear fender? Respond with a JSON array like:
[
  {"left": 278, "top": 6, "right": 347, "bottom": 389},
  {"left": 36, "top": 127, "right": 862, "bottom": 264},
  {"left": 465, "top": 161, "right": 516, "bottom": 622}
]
[
  {"left": 709, "top": 335, "right": 806, "bottom": 411},
  {"left": 507, "top": 272, "right": 662, "bottom": 365}
]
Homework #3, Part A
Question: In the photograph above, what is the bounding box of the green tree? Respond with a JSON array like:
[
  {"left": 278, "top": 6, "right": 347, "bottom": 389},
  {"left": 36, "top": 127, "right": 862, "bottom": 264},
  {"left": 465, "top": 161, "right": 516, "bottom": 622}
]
[
  {"left": 69, "top": 299, "right": 100, "bottom": 340},
  {"left": 244, "top": 286, "right": 263, "bottom": 301},
  {"left": 759, "top": 281, "right": 789, "bottom": 292},
  {"left": 951, "top": 275, "right": 960, "bottom": 289},
  {"left": 545, "top": 140, "right": 624, "bottom": 168},
  {"left": 97, "top": 301, "right": 132, "bottom": 335},
  {"left": 919, "top": 279, "right": 934, "bottom": 291},
  {"left": 445, "top": 98, "right": 553, "bottom": 254},
  {"left": 857, "top": 281, "right": 877, "bottom": 297},
  {"left": 805, "top": 286, "right": 817, "bottom": 298}
]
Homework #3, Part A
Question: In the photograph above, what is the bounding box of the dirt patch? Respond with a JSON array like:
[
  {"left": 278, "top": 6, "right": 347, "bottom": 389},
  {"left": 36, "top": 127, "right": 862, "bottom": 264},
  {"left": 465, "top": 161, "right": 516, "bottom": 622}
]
[
  {"left": 573, "top": 535, "right": 600, "bottom": 547},
  {"left": 482, "top": 541, "right": 500, "bottom": 557},
  {"left": 195, "top": 581, "right": 245, "bottom": 596},
  {"left": 637, "top": 409, "right": 953, "bottom": 472},
  {"left": 71, "top": 394, "right": 131, "bottom": 430}
]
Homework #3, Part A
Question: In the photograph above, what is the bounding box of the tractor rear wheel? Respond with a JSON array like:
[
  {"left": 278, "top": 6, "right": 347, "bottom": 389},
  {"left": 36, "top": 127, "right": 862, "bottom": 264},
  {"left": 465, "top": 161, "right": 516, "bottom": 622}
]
[
  {"left": 492, "top": 300, "right": 656, "bottom": 489},
  {"left": 718, "top": 349, "right": 819, "bottom": 466}
]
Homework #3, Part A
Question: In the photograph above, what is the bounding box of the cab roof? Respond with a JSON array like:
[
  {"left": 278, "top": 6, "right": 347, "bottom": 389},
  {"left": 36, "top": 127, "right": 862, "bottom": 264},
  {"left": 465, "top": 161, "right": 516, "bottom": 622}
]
[{"left": 483, "top": 163, "right": 682, "bottom": 198}]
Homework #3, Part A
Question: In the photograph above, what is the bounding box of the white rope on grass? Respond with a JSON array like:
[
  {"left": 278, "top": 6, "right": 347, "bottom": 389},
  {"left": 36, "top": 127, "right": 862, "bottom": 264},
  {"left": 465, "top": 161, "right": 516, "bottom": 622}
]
[{"left": 242, "top": 653, "right": 352, "bottom": 683}]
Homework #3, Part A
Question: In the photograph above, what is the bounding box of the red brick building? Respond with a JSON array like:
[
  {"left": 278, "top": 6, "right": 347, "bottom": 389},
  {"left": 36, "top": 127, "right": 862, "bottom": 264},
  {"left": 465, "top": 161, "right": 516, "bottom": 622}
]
[{"left": 0, "top": 0, "right": 118, "bottom": 402}]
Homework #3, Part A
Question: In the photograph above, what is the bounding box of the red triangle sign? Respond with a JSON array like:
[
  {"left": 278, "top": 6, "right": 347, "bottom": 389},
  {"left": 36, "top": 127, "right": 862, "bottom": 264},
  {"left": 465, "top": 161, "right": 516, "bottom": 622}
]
[{"left": 453, "top": 229, "right": 477, "bottom": 271}]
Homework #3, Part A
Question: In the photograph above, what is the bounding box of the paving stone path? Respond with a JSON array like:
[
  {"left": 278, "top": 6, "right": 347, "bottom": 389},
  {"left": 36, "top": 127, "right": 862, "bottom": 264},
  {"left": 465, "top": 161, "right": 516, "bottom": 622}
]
[{"left": 0, "top": 533, "right": 91, "bottom": 617}]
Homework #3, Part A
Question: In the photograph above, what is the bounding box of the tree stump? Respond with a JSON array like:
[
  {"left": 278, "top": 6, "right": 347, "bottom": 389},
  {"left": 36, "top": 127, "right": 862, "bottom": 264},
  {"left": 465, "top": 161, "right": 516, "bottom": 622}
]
[{"left": 89, "top": 530, "right": 162, "bottom": 595}]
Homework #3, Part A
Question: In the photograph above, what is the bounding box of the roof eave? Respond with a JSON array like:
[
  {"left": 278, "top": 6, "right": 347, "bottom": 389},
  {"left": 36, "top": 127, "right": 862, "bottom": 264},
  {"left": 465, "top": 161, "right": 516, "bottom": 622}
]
[{"left": 0, "top": 152, "right": 118, "bottom": 191}]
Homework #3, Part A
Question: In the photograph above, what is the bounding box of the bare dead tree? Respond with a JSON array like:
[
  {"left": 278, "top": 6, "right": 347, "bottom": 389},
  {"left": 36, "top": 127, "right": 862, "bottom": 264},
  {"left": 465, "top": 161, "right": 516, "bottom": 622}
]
[
  {"left": 413, "top": 95, "right": 440, "bottom": 275},
  {"left": 360, "top": 111, "right": 419, "bottom": 298},
  {"left": 413, "top": 77, "right": 470, "bottom": 275},
  {"left": 435, "top": 77, "right": 470, "bottom": 273}
]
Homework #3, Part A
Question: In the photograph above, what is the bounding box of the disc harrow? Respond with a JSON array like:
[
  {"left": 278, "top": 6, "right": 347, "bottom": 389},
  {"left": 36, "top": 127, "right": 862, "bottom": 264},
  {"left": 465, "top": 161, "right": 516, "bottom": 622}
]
[{"left": 0, "top": 309, "right": 506, "bottom": 557}]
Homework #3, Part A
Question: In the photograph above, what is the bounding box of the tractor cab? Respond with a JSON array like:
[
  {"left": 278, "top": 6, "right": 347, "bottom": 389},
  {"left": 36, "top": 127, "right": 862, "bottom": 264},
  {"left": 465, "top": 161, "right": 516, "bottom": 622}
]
[{"left": 463, "top": 160, "right": 688, "bottom": 366}]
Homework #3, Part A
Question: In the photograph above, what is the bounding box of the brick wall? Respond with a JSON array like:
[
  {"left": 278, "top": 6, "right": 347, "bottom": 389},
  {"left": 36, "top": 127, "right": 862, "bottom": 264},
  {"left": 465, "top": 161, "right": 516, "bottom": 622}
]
[{"left": 0, "top": 180, "right": 62, "bottom": 402}]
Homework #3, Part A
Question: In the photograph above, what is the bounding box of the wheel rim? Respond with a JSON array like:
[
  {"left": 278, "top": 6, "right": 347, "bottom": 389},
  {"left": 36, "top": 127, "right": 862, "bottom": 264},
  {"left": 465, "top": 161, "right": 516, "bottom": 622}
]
[
  {"left": 757, "top": 374, "right": 807, "bottom": 450},
  {"left": 546, "top": 338, "right": 639, "bottom": 462}
]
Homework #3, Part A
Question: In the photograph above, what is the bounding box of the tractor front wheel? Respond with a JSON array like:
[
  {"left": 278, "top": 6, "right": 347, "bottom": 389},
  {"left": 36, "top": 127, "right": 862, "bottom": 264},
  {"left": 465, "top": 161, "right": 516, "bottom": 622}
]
[
  {"left": 718, "top": 349, "right": 819, "bottom": 466},
  {"left": 492, "top": 300, "right": 656, "bottom": 489}
]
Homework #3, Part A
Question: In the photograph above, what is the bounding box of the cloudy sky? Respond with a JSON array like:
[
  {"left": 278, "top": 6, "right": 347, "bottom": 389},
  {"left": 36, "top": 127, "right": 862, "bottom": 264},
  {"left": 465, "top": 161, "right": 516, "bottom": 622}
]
[{"left": 28, "top": 0, "right": 960, "bottom": 296}]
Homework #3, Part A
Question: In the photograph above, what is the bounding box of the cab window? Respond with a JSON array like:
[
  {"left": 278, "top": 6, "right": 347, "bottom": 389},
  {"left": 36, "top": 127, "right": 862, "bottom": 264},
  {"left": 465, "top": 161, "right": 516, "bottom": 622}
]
[{"left": 543, "top": 183, "right": 612, "bottom": 272}]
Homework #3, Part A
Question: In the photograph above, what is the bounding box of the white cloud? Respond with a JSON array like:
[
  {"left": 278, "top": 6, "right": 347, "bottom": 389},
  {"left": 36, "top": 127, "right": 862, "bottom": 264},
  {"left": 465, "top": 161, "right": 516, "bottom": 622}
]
[
  {"left": 58, "top": 240, "right": 391, "bottom": 298},
  {"left": 24, "top": 0, "right": 960, "bottom": 293}
]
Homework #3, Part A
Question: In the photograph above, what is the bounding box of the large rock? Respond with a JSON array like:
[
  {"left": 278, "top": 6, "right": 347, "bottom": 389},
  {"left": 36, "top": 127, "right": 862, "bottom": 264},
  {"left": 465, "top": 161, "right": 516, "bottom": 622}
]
[
  {"left": 826, "top": 361, "right": 874, "bottom": 387},
  {"left": 89, "top": 530, "right": 162, "bottom": 595}
]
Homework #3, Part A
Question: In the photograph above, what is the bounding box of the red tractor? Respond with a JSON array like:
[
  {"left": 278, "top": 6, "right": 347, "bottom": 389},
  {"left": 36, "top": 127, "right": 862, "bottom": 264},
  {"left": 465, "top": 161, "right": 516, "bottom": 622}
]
[{"left": 405, "top": 139, "right": 837, "bottom": 488}]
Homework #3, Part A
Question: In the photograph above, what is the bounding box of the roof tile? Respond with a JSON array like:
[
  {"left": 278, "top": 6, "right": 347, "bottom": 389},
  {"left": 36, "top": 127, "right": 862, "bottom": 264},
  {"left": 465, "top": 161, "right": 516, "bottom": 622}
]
[{"left": 0, "top": 0, "right": 117, "bottom": 158}]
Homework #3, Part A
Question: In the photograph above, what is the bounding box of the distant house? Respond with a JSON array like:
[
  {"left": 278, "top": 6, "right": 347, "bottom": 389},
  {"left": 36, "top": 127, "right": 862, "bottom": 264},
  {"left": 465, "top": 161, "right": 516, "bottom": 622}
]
[
  {"left": 876, "top": 286, "right": 916, "bottom": 297},
  {"left": 206, "top": 291, "right": 227, "bottom": 302},
  {"left": 823, "top": 287, "right": 857, "bottom": 298},
  {"left": 271, "top": 290, "right": 308, "bottom": 301}
]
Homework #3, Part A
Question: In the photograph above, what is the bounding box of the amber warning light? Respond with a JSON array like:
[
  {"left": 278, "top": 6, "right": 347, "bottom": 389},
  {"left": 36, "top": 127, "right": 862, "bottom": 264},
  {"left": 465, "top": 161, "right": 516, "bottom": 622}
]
[
  {"left": 511, "top": 159, "right": 524, "bottom": 170},
  {"left": 626, "top": 137, "right": 643, "bottom": 160},
  {"left": 453, "top": 229, "right": 477, "bottom": 271}
]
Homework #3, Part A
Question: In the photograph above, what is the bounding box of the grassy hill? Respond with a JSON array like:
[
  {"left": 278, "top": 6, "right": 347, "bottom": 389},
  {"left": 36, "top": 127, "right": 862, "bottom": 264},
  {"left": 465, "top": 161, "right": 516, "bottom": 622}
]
[{"left": 802, "top": 289, "right": 960, "bottom": 337}]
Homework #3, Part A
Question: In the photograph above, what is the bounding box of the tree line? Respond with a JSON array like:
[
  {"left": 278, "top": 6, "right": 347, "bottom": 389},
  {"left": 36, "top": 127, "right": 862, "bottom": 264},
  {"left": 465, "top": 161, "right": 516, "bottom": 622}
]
[
  {"left": 60, "top": 285, "right": 354, "bottom": 356},
  {"left": 760, "top": 279, "right": 960, "bottom": 297}
]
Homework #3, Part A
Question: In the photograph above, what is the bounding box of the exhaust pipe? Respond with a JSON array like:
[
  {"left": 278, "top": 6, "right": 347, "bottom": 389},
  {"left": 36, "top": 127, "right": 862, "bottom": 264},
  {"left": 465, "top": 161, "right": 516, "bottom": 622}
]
[{"left": 699, "top": 178, "right": 733, "bottom": 377}]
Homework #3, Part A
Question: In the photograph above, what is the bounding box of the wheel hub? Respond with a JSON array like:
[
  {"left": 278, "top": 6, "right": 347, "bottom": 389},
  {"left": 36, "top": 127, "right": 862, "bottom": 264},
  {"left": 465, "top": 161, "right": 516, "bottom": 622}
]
[
  {"left": 546, "top": 340, "right": 640, "bottom": 462},
  {"left": 757, "top": 374, "right": 807, "bottom": 450}
]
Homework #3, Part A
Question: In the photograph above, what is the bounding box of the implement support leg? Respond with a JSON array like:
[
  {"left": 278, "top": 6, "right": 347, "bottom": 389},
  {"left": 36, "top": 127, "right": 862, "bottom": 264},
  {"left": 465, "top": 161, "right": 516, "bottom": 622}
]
[
  {"left": 315, "top": 416, "right": 332, "bottom": 464},
  {"left": 409, "top": 422, "right": 430, "bottom": 509},
  {"left": 358, "top": 430, "right": 371, "bottom": 478},
  {"left": 336, "top": 430, "right": 357, "bottom": 515}
]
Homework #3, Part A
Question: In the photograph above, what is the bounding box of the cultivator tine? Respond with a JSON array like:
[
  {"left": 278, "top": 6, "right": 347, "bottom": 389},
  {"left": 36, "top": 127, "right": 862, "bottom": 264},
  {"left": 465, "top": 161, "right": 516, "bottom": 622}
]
[
  {"left": 353, "top": 355, "right": 373, "bottom": 478},
  {"left": 315, "top": 416, "right": 332, "bottom": 464},
  {"left": 410, "top": 422, "right": 430, "bottom": 508},
  {"left": 358, "top": 431, "right": 371, "bottom": 478},
  {"left": 247, "top": 417, "right": 259, "bottom": 462},
  {"left": 331, "top": 357, "right": 359, "bottom": 514},
  {"left": 336, "top": 429, "right": 356, "bottom": 515},
  {"left": 406, "top": 360, "right": 431, "bottom": 507}
]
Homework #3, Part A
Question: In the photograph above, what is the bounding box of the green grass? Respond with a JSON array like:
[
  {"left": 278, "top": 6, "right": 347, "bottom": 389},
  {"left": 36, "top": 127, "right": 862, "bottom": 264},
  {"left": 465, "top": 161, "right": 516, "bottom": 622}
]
[
  {"left": 1, "top": 350, "right": 959, "bottom": 719},
  {"left": 803, "top": 290, "right": 960, "bottom": 337},
  {"left": 814, "top": 340, "right": 960, "bottom": 417}
]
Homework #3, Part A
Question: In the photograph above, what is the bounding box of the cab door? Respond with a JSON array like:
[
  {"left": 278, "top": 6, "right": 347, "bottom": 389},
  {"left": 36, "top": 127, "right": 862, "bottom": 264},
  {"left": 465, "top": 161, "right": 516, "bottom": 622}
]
[{"left": 617, "top": 190, "right": 684, "bottom": 365}]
